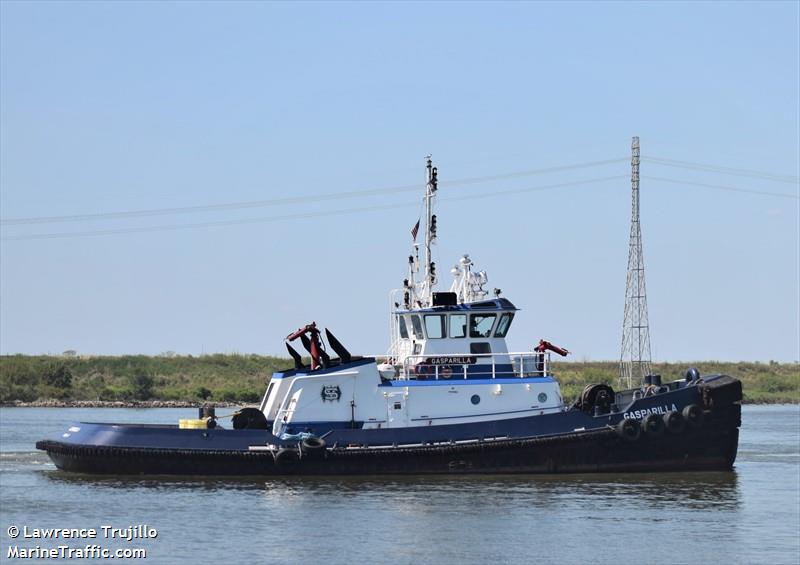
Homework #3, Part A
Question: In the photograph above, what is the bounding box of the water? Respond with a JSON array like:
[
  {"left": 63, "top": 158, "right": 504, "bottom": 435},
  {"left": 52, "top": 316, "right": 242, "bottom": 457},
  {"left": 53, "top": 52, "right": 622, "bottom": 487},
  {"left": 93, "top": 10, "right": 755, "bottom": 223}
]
[{"left": 1, "top": 405, "right": 798, "bottom": 564}]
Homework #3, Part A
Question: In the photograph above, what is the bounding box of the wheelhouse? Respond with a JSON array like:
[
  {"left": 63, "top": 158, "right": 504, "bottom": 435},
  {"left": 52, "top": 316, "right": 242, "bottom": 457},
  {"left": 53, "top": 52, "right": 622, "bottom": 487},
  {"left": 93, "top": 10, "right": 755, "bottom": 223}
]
[{"left": 391, "top": 297, "right": 518, "bottom": 371}]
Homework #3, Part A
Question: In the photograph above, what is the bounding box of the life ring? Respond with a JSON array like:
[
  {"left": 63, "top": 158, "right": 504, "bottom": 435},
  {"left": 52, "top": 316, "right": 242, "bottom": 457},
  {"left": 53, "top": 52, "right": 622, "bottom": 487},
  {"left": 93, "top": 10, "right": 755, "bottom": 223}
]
[{"left": 439, "top": 366, "right": 453, "bottom": 379}]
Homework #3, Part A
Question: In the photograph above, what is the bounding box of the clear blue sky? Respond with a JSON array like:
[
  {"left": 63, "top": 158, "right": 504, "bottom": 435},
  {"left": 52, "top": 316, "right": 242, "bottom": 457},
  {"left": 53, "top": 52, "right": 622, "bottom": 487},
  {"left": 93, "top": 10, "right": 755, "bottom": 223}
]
[{"left": 1, "top": 1, "right": 798, "bottom": 362}]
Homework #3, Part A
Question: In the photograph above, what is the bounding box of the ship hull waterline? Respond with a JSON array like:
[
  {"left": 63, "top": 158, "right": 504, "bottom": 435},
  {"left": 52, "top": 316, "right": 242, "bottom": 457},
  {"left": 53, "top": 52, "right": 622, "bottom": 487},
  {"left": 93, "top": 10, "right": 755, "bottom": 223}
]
[{"left": 37, "top": 406, "right": 741, "bottom": 476}]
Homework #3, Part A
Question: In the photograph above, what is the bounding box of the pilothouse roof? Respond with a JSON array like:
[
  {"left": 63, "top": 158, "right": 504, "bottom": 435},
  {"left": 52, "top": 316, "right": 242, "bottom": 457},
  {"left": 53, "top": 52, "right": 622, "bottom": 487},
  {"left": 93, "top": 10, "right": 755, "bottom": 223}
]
[{"left": 394, "top": 297, "right": 518, "bottom": 314}]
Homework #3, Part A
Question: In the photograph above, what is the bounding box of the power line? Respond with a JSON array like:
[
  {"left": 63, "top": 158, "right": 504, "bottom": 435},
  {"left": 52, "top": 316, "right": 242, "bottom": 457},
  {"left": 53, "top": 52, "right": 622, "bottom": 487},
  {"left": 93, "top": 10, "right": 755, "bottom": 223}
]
[
  {"left": 445, "top": 175, "right": 624, "bottom": 203},
  {"left": 1, "top": 176, "right": 624, "bottom": 241},
  {"left": 0, "top": 157, "right": 628, "bottom": 226},
  {"left": 642, "top": 175, "right": 800, "bottom": 199},
  {"left": 3, "top": 174, "right": 795, "bottom": 242},
  {"left": 440, "top": 158, "right": 628, "bottom": 188},
  {"left": 3, "top": 158, "right": 796, "bottom": 241},
  {"left": 644, "top": 156, "right": 799, "bottom": 184},
  {"left": 3, "top": 155, "right": 795, "bottom": 227}
]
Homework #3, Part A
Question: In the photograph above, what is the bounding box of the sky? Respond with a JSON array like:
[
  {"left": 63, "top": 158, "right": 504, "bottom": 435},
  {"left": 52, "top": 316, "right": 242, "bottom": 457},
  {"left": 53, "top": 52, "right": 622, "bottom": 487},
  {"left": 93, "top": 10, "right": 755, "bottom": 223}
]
[{"left": 1, "top": 1, "right": 798, "bottom": 363}]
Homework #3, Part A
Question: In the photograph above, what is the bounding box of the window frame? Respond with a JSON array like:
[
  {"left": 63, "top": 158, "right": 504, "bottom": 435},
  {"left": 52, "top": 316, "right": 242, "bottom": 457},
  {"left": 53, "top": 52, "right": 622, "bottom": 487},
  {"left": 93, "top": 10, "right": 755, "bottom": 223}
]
[
  {"left": 409, "top": 315, "right": 424, "bottom": 339},
  {"left": 469, "top": 313, "right": 497, "bottom": 338},
  {"left": 398, "top": 316, "right": 409, "bottom": 339},
  {"left": 424, "top": 314, "right": 446, "bottom": 339},
  {"left": 494, "top": 312, "right": 515, "bottom": 338},
  {"left": 449, "top": 314, "right": 467, "bottom": 338}
]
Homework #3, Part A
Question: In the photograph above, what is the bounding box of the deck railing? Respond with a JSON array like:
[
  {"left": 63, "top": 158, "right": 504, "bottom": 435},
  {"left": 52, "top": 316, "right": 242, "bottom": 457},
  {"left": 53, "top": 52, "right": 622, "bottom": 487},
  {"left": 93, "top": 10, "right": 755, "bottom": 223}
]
[{"left": 397, "top": 351, "right": 552, "bottom": 381}]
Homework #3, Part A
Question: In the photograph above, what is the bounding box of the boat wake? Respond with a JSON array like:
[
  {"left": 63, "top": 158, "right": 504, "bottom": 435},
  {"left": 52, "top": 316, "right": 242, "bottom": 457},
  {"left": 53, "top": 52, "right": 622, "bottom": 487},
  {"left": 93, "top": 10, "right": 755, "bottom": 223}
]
[{"left": 0, "top": 450, "right": 54, "bottom": 472}]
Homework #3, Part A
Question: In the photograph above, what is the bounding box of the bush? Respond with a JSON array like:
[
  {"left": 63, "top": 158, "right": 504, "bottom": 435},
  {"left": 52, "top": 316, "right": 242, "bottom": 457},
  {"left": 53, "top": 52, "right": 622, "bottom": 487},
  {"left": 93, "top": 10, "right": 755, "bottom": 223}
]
[
  {"left": 128, "top": 372, "right": 155, "bottom": 400},
  {"left": 44, "top": 364, "right": 72, "bottom": 389},
  {"left": 217, "top": 388, "right": 260, "bottom": 403}
]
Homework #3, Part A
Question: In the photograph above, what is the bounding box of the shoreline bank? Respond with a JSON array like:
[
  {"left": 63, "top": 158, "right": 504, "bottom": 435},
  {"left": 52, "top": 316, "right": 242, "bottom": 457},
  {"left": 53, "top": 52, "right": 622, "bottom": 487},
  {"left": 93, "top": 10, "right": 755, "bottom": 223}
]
[{"left": 1, "top": 399, "right": 243, "bottom": 408}]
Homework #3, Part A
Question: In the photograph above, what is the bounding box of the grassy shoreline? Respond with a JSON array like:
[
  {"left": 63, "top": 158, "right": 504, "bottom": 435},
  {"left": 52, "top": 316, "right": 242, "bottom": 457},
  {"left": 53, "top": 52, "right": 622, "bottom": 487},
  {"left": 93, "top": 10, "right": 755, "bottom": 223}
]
[
  {"left": 1, "top": 355, "right": 797, "bottom": 405},
  {"left": 0, "top": 399, "right": 240, "bottom": 408}
]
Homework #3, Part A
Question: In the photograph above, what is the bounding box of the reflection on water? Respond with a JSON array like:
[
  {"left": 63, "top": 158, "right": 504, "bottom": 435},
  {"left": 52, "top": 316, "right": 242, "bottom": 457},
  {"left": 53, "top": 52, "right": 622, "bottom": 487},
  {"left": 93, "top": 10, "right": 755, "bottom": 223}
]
[
  {"left": 2, "top": 405, "right": 797, "bottom": 565},
  {"left": 41, "top": 469, "right": 740, "bottom": 505}
]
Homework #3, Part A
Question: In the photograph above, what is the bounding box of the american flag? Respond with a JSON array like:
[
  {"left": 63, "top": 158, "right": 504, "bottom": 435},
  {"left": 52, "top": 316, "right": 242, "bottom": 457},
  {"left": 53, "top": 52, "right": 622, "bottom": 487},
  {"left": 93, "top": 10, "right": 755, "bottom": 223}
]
[{"left": 411, "top": 219, "right": 420, "bottom": 242}]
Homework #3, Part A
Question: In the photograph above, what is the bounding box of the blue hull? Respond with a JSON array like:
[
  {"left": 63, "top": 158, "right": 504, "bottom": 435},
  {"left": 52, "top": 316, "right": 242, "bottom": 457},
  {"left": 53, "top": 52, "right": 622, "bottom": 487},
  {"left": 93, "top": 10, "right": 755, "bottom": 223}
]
[{"left": 36, "top": 375, "right": 742, "bottom": 475}]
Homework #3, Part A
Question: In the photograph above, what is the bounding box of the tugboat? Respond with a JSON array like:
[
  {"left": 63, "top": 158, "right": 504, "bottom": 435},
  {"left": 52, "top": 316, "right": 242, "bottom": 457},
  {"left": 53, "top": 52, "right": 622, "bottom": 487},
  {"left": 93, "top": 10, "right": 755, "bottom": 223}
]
[{"left": 37, "top": 158, "right": 742, "bottom": 475}]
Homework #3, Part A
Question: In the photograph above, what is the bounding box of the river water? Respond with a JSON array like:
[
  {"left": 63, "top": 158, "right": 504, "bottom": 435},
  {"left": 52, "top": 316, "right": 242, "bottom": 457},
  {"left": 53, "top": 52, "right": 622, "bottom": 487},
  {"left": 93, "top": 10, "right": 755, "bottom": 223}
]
[{"left": 0, "top": 405, "right": 798, "bottom": 564}]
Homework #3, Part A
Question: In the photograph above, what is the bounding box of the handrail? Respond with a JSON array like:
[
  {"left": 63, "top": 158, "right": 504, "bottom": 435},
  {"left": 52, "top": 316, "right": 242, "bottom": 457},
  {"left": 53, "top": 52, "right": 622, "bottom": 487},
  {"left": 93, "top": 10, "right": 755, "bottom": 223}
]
[{"left": 396, "top": 351, "right": 552, "bottom": 381}]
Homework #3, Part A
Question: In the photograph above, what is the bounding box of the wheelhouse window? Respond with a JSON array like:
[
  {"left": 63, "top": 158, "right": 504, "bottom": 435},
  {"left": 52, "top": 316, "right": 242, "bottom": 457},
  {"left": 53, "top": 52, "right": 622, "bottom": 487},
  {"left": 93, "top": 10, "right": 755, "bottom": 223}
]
[
  {"left": 410, "top": 315, "right": 424, "bottom": 339},
  {"left": 449, "top": 314, "right": 467, "bottom": 338},
  {"left": 470, "top": 342, "right": 491, "bottom": 354},
  {"left": 494, "top": 313, "right": 514, "bottom": 338},
  {"left": 469, "top": 314, "right": 496, "bottom": 338},
  {"left": 398, "top": 316, "right": 409, "bottom": 339},
  {"left": 424, "top": 315, "right": 446, "bottom": 339}
]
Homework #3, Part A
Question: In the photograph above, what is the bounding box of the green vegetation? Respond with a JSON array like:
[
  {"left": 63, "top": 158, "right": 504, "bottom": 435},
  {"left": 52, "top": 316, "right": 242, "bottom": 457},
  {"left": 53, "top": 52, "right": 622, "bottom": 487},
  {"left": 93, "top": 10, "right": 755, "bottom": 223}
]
[
  {"left": 0, "top": 355, "right": 797, "bottom": 404},
  {"left": 553, "top": 360, "right": 799, "bottom": 404},
  {"left": 0, "top": 354, "right": 291, "bottom": 403}
]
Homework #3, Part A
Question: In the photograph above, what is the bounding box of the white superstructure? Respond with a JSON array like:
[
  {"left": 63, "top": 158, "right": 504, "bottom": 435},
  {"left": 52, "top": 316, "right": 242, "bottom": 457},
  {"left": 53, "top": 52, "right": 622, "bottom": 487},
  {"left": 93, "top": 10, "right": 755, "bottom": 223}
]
[{"left": 259, "top": 157, "right": 568, "bottom": 439}]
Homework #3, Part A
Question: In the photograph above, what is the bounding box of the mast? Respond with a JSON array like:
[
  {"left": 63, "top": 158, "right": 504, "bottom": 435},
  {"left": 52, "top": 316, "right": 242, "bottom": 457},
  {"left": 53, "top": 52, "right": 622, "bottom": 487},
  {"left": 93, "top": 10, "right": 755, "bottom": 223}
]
[
  {"left": 423, "top": 156, "right": 438, "bottom": 305},
  {"left": 400, "top": 156, "right": 439, "bottom": 310}
]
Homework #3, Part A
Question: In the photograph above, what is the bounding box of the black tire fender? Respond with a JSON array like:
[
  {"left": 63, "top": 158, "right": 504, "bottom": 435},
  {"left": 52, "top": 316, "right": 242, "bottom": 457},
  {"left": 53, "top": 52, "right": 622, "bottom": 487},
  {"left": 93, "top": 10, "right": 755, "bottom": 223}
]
[
  {"left": 274, "top": 448, "right": 301, "bottom": 473},
  {"left": 663, "top": 410, "right": 685, "bottom": 434},
  {"left": 616, "top": 418, "right": 641, "bottom": 441},
  {"left": 300, "top": 436, "right": 327, "bottom": 458},
  {"left": 642, "top": 413, "right": 665, "bottom": 436},
  {"left": 682, "top": 404, "right": 705, "bottom": 428}
]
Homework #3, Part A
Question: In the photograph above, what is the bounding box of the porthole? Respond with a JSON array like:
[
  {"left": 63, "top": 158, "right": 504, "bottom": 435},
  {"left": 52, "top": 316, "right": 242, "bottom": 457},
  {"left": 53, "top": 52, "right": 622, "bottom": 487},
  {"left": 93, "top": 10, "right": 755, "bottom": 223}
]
[
  {"left": 538, "top": 392, "right": 548, "bottom": 403},
  {"left": 471, "top": 394, "right": 481, "bottom": 405}
]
